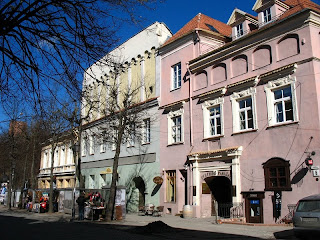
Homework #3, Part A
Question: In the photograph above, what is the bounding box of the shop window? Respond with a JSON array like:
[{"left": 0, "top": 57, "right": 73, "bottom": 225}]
[{"left": 166, "top": 170, "right": 176, "bottom": 202}]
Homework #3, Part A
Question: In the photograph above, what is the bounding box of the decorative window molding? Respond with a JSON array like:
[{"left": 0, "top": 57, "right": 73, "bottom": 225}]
[
  {"left": 167, "top": 108, "right": 184, "bottom": 145},
  {"left": 264, "top": 75, "right": 298, "bottom": 126},
  {"left": 202, "top": 97, "right": 224, "bottom": 139},
  {"left": 263, "top": 158, "right": 292, "bottom": 191},
  {"left": 230, "top": 88, "right": 258, "bottom": 133}
]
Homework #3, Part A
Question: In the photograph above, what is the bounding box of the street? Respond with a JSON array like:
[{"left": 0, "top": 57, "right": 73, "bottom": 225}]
[{"left": 0, "top": 208, "right": 299, "bottom": 240}]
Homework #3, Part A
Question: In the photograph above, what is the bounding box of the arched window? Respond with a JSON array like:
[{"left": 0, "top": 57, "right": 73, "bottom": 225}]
[{"left": 263, "top": 158, "right": 292, "bottom": 191}]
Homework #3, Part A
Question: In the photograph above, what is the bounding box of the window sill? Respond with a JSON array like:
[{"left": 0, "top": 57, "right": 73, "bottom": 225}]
[
  {"left": 167, "top": 142, "right": 184, "bottom": 147},
  {"left": 202, "top": 135, "right": 224, "bottom": 142},
  {"left": 265, "top": 187, "right": 292, "bottom": 192},
  {"left": 232, "top": 129, "right": 258, "bottom": 136},
  {"left": 142, "top": 142, "right": 150, "bottom": 146},
  {"left": 267, "top": 121, "right": 299, "bottom": 129},
  {"left": 170, "top": 87, "right": 181, "bottom": 92}
]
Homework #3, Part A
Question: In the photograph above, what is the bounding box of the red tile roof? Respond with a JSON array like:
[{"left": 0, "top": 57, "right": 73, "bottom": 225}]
[
  {"left": 280, "top": 0, "right": 320, "bottom": 19},
  {"left": 163, "top": 13, "right": 232, "bottom": 47}
]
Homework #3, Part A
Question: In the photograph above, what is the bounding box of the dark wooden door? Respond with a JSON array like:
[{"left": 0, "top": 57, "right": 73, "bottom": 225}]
[{"left": 246, "top": 198, "right": 263, "bottom": 223}]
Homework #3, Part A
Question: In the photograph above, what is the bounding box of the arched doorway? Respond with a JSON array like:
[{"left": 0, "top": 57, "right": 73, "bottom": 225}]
[
  {"left": 133, "top": 177, "right": 146, "bottom": 208},
  {"left": 205, "top": 176, "right": 232, "bottom": 218}
]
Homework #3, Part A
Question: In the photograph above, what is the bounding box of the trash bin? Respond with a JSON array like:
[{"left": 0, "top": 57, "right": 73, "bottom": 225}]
[{"left": 115, "top": 205, "right": 122, "bottom": 220}]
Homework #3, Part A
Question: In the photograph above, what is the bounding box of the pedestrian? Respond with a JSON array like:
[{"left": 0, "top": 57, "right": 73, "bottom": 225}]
[{"left": 76, "top": 192, "right": 86, "bottom": 220}]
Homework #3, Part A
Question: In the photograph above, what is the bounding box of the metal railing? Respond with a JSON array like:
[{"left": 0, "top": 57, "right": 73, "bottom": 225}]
[{"left": 218, "top": 202, "right": 244, "bottom": 219}]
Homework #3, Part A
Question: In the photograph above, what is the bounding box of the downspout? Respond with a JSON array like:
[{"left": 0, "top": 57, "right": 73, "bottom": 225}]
[{"left": 186, "top": 61, "right": 193, "bottom": 206}]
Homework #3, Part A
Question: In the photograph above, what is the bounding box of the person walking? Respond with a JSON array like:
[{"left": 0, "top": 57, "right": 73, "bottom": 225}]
[{"left": 76, "top": 192, "right": 86, "bottom": 220}]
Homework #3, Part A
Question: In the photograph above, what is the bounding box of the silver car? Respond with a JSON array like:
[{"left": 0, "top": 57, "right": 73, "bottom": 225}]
[{"left": 292, "top": 194, "right": 320, "bottom": 239}]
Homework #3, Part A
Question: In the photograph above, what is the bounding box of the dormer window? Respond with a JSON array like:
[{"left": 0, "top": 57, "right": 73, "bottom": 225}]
[
  {"left": 263, "top": 8, "right": 272, "bottom": 23},
  {"left": 236, "top": 23, "right": 244, "bottom": 38}
]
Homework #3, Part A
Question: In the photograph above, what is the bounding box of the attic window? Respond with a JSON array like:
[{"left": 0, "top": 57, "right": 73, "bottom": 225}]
[
  {"left": 263, "top": 8, "right": 272, "bottom": 23},
  {"left": 236, "top": 23, "right": 244, "bottom": 38},
  {"left": 205, "top": 24, "right": 218, "bottom": 33}
]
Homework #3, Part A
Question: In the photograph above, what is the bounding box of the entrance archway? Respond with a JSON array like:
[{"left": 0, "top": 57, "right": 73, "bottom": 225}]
[
  {"left": 205, "top": 176, "right": 232, "bottom": 218},
  {"left": 133, "top": 177, "right": 146, "bottom": 207}
]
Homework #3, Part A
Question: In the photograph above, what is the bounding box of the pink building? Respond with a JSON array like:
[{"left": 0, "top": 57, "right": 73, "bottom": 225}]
[{"left": 159, "top": 0, "right": 320, "bottom": 224}]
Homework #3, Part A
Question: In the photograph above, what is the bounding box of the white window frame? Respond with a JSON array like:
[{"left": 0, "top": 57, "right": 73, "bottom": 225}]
[
  {"left": 264, "top": 75, "right": 298, "bottom": 126},
  {"left": 111, "top": 128, "right": 117, "bottom": 151},
  {"left": 230, "top": 88, "right": 258, "bottom": 133},
  {"left": 81, "top": 137, "right": 87, "bottom": 157},
  {"left": 100, "top": 140, "right": 106, "bottom": 153},
  {"left": 236, "top": 23, "right": 244, "bottom": 38},
  {"left": 263, "top": 8, "right": 272, "bottom": 23},
  {"left": 127, "top": 122, "right": 135, "bottom": 147},
  {"left": 89, "top": 135, "right": 94, "bottom": 155},
  {"left": 142, "top": 118, "right": 151, "bottom": 144},
  {"left": 167, "top": 108, "right": 184, "bottom": 145},
  {"left": 171, "top": 63, "right": 181, "bottom": 90},
  {"left": 202, "top": 98, "right": 224, "bottom": 139}
]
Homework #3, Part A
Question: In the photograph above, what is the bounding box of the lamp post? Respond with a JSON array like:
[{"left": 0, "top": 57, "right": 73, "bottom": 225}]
[{"left": 71, "top": 141, "right": 80, "bottom": 221}]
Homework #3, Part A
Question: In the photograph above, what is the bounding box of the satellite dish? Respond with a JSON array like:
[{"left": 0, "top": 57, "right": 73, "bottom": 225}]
[{"left": 291, "top": 167, "right": 308, "bottom": 184}]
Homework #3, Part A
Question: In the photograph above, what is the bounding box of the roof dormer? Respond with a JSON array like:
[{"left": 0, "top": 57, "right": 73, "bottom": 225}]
[
  {"left": 227, "top": 8, "right": 258, "bottom": 40},
  {"left": 252, "top": 0, "right": 290, "bottom": 27}
]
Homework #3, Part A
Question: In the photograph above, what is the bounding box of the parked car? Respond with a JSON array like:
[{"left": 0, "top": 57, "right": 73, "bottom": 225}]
[{"left": 292, "top": 194, "right": 320, "bottom": 239}]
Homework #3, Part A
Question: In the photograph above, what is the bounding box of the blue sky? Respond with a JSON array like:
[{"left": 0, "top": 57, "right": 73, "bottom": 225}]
[
  {"left": 118, "top": 0, "right": 320, "bottom": 43},
  {"left": 118, "top": 0, "right": 261, "bottom": 42},
  {"left": 1, "top": 0, "right": 320, "bottom": 128}
]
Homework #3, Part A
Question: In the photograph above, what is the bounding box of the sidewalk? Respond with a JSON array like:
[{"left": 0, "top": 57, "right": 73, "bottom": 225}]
[{"left": 0, "top": 205, "right": 294, "bottom": 239}]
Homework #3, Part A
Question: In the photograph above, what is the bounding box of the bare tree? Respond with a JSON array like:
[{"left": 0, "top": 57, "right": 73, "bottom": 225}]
[
  {"left": 85, "top": 68, "right": 157, "bottom": 221},
  {"left": 0, "top": 0, "right": 160, "bottom": 110}
]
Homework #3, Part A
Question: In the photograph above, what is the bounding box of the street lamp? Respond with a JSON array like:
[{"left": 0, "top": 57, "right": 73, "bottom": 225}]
[{"left": 71, "top": 141, "right": 80, "bottom": 221}]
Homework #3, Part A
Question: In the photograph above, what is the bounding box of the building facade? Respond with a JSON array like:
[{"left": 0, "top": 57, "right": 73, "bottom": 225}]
[
  {"left": 38, "top": 135, "right": 77, "bottom": 190},
  {"left": 80, "top": 22, "right": 172, "bottom": 212},
  {"left": 159, "top": 0, "right": 320, "bottom": 224}
]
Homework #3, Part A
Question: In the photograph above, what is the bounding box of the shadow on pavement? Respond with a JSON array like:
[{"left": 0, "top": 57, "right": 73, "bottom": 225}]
[{"left": 273, "top": 229, "right": 296, "bottom": 239}]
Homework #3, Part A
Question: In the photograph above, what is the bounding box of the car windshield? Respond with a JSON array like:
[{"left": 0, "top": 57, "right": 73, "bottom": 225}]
[{"left": 296, "top": 200, "right": 320, "bottom": 212}]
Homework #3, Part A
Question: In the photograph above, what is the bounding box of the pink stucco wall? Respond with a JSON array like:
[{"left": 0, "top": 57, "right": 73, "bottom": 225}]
[{"left": 159, "top": 8, "right": 320, "bottom": 223}]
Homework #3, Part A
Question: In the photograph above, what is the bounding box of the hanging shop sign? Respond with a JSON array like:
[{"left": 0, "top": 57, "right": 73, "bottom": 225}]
[{"left": 153, "top": 176, "right": 163, "bottom": 185}]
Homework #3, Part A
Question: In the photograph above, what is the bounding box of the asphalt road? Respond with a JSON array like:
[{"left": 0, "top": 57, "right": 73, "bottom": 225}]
[{"left": 0, "top": 213, "right": 300, "bottom": 240}]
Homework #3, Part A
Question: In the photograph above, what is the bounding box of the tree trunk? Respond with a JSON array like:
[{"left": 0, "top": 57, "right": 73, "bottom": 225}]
[{"left": 106, "top": 119, "right": 126, "bottom": 221}]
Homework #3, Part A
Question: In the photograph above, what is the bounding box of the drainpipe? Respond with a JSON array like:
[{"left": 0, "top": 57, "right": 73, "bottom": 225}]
[{"left": 186, "top": 61, "right": 193, "bottom": 206}]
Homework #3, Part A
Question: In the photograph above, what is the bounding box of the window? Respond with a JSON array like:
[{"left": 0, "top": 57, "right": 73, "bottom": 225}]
[
  {"left": 263, "top": 158, "right": 291, "bottom": 191},
  {"left": 89, "top": 175, "right": 95, "bottom": 189},
  {"left": 100, "top": 140, "right": 106, "bottom": 153},
  {"left": 239, "top": 98, "right": 253, "bottom": 130},
  {"left": 264, "top": 76, "right": 298, "bottom": 126},
  {"left": 274, "top": 87, "right": 293, "bottom": 123},
  {"left": 111, "top": 128, "right": 117, "bottom": 151},
  {"left": 143, "top": 118, "right": 151, "bottom": 144},
  {"left": 167, "top": 108, "right": 184, "bottom": 145},
  {"left": 100, "top": 174, "right": 106, "bottom": 188},
  {"left": 230, "top": 88, "right": 257, "bottom": 133},
  {"left": 202, "top": 98, "right": 224, "bottom": 138},
  {"left": 172, "top": 63, "right": 181, "bottom": 90},
  {"left": 166, "top": 170, "right": 176, "bottom": 202},
  {"left": 236, "top": 23, "right": 244, "bottom": 38},
  {"left": 172, "top": 116, "right": 182, "bottom": 143},
  {"left": 263, "top": 8, "right": 272, "bottom": 23},
  {"left": 127, "top": 122, "right": 135, "bottom": 147},
  {"left": 89, "top": 135, "right": 94, "bottom": 155},
  {"left": 209, "top": 106, "right": 221, "bottom": 136}
]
